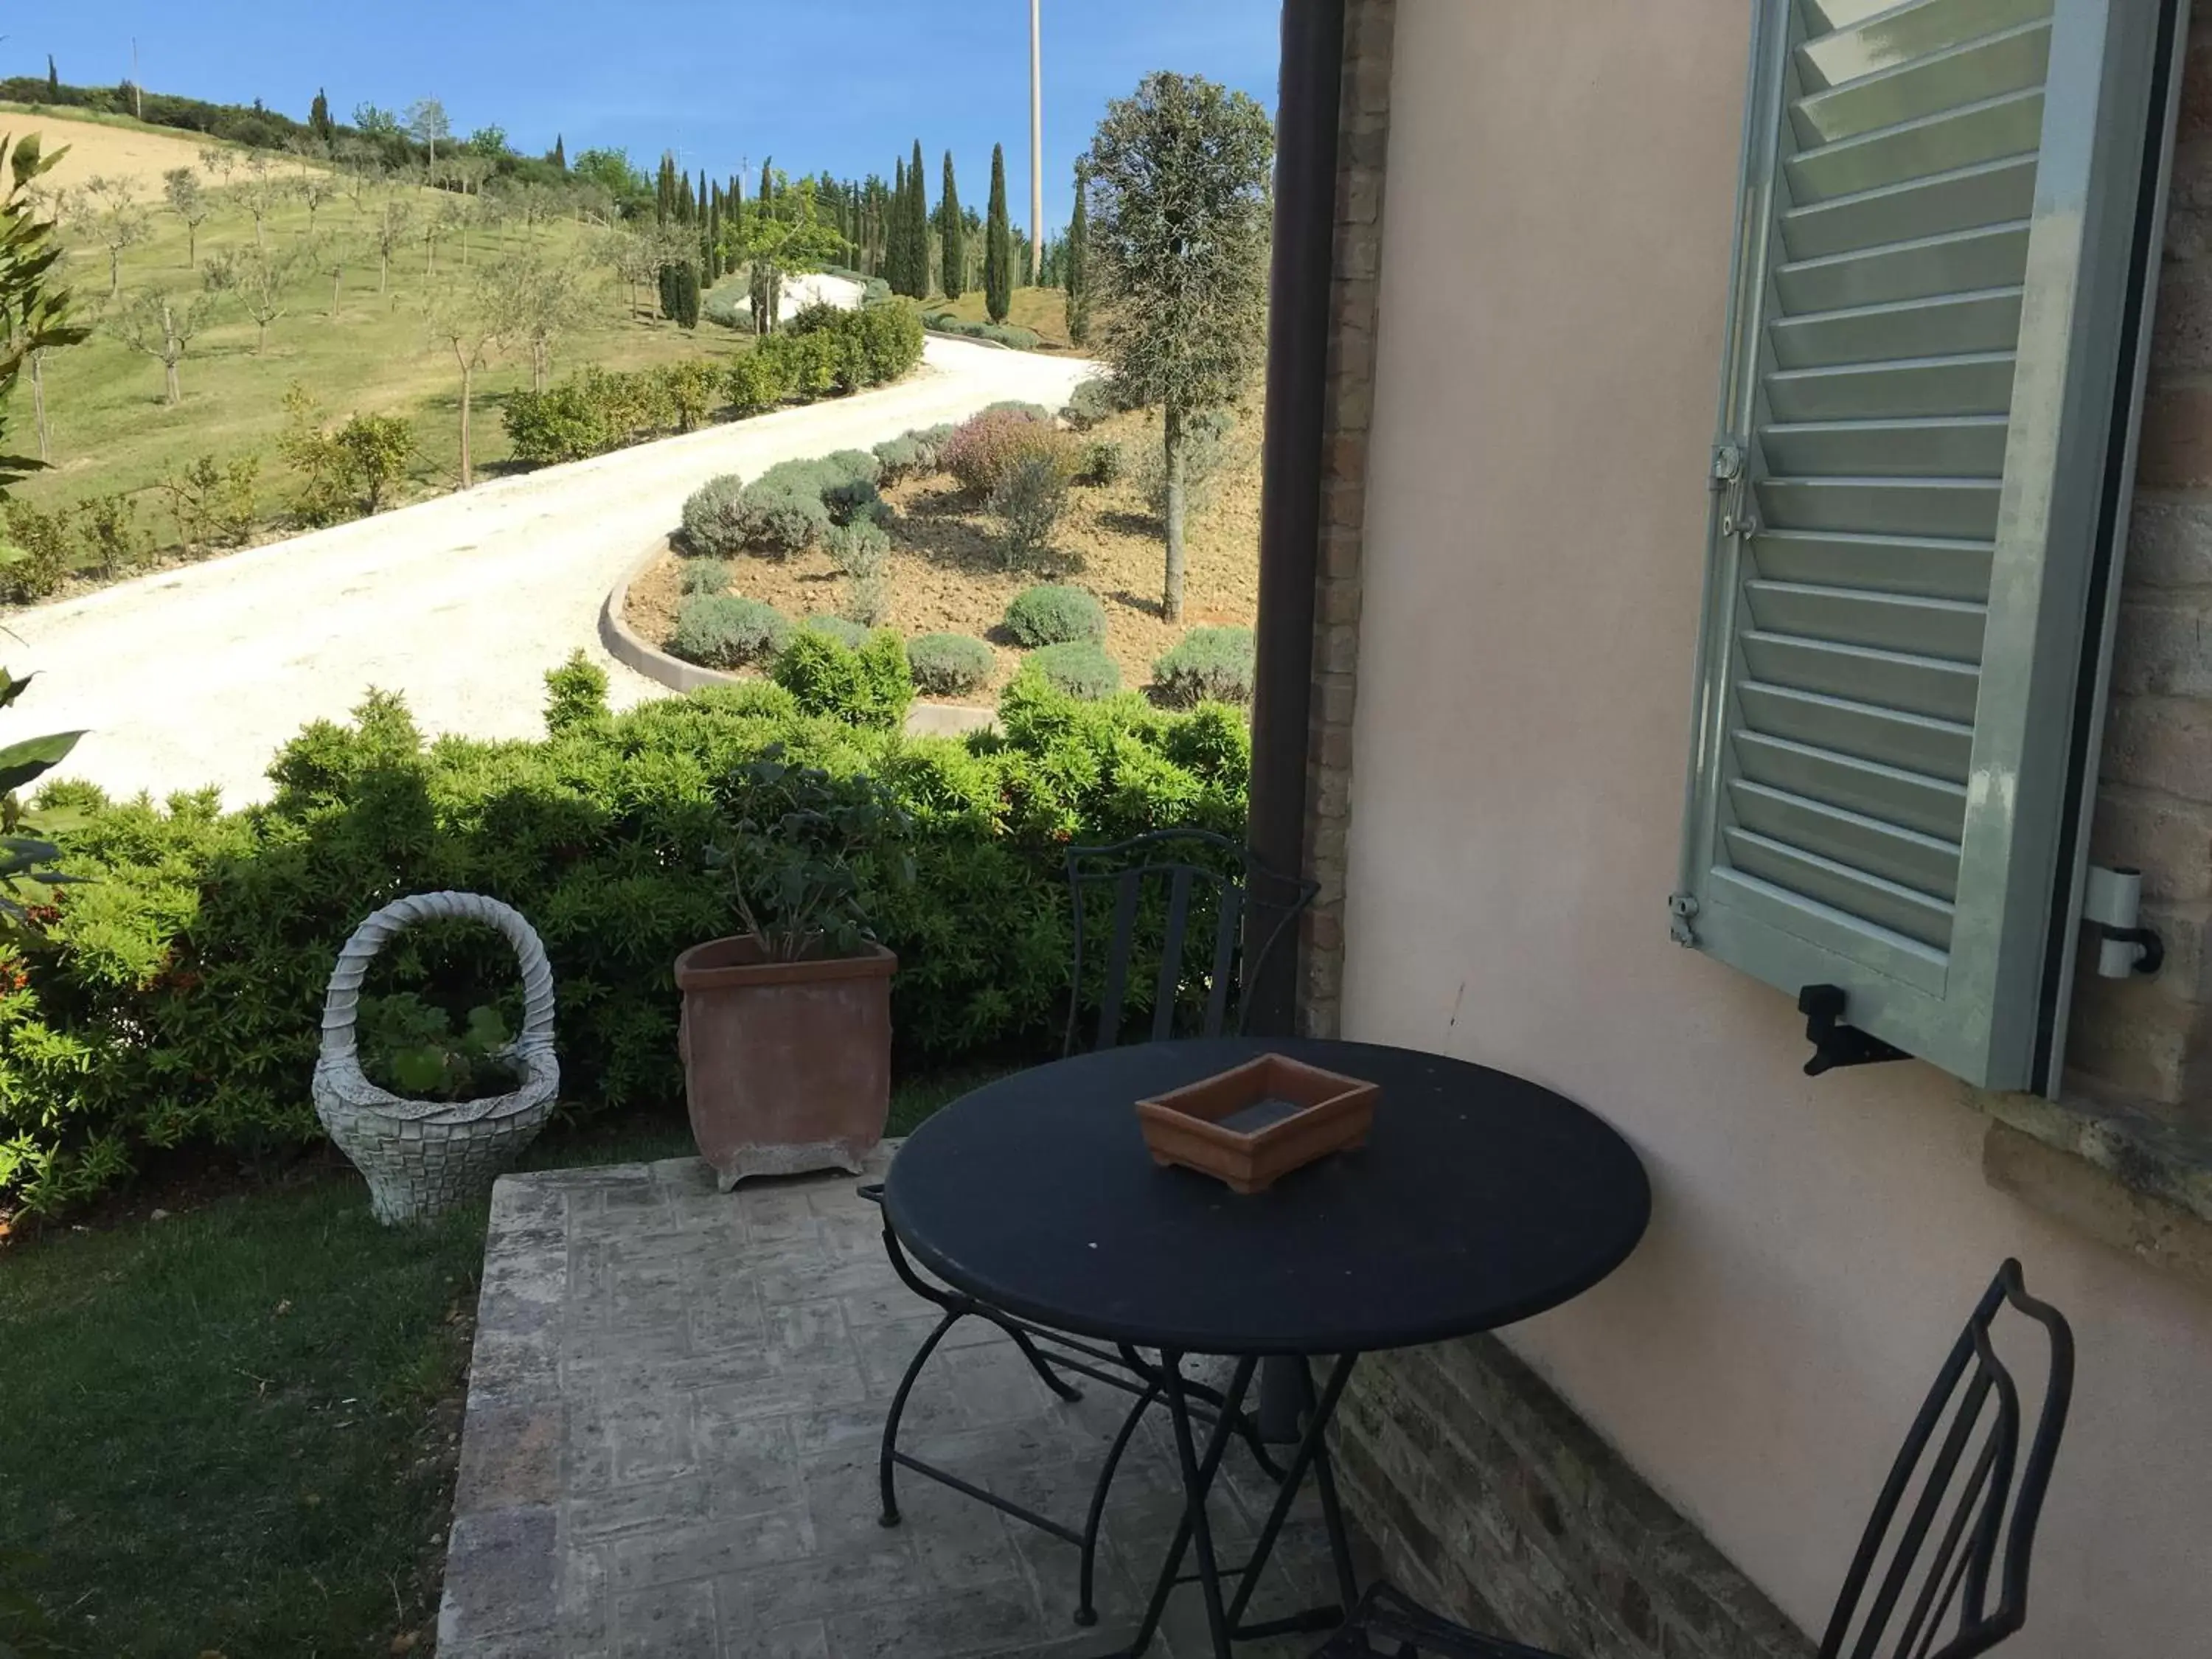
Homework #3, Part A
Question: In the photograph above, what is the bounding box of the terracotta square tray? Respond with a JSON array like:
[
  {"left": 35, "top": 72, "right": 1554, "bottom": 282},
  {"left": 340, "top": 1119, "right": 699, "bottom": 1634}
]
[{"left": 1136, "top": 1054, "right": 1379, "bottom": 1194}]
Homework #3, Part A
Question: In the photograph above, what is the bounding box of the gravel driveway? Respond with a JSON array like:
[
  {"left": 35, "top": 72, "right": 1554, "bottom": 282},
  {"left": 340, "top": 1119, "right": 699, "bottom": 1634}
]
[{"left": 15, "top": 338, "right": 1098, "bottom": 804}]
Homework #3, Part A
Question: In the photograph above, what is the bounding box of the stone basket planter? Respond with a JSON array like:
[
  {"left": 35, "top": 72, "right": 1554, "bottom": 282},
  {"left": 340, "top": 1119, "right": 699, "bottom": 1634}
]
[{"left": 313, "top": 891, "right": 560, "bottom": 1224}]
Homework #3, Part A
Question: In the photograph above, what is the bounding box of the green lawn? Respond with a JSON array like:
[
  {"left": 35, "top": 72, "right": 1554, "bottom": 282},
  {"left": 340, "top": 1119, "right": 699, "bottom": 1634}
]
[
  {"left": 930, "top": 284, "right": 1078, "bottom": 350},
  {"left": 0, "top": 1069, "right": 1004, "bottom": 1656}
]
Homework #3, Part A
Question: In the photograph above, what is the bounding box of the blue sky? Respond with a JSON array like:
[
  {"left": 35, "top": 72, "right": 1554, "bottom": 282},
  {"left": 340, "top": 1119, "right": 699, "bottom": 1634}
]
[{"left": 7, "top": 1, "right": 1281, "bottom": 234}]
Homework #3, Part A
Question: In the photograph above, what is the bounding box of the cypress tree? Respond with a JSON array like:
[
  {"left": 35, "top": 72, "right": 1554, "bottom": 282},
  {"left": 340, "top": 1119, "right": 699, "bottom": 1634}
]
[
  {"left": 1065, "top": 160, "right": 1093, "bottom": 346},
  {"left": 906, "top": 140, "right": 929, "bottom": 298},
  {"left": 47, "top": 56, "right": 60, "bottom": 97},
  {"left": 552, "top": 133, "right": 567, "bottom": 170},
  {"left": 939, "top": 152, "right": 964, "bottom": 300},
  {"left": 656, "top": 153, "right": 677, "bottom": 225},
  {"left": 707, "top": 195, "right": 721, "bottom": 282},
  {"left": 890, "top": 158, "right": 909, "bottom": 295},
  {"left": 759, "top": 156, "right": 775, "bottom": 214},
  {"left": 984, "top": 144, "right": 1013, "bottom": 324},
  {"left": 310, "top": 88, "right": 332, "bottom": 141},
  {"left": 672, "top": 263, "right": 701, "bottom": 330}
]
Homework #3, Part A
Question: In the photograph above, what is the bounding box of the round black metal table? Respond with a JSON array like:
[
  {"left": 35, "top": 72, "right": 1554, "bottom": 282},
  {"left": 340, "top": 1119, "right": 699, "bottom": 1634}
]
[{"left": 882, "top": 1036, "right": 1652, "bottom": 1657}]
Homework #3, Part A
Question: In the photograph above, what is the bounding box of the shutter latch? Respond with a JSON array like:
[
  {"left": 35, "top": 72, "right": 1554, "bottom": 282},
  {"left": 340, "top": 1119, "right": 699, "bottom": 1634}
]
[
  {"left": 1798, "top": 984, "right": 1909, "bottom": 1077},
  {"left": 1712, "top": 442, "right": 1756, "bottom": 538},
  {"left": 2083, "top": 866, "right": 2165, "bottom": 978},
  {"left": 1667, "top": 891, "right": 1699, "bottom": 946}
]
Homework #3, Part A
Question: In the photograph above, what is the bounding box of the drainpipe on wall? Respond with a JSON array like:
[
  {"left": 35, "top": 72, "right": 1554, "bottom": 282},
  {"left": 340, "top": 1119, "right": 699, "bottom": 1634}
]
[{"left": 1245, "top": 0, "right": 1348, "bottom": 1039}]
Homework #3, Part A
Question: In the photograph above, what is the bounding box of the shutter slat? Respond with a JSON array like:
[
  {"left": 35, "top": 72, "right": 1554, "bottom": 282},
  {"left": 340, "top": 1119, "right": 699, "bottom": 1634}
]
[
  {"left": 1798, "top": 0, "right": 2054, "bottom": 91},
  {"left": 1775, "top": 221, "right": 2028, "bottom": 312},
  {"left": 1739, "top": 631, "right": 1982, "bottom": 723},
  {"left": 1729, "top": 779, "right": 1960, "bottom": 902},
  {"left": 1736, "top": 731, "right": 1969, "bottom": 840},
  {"left": 1792, "top": 20, "right": 2050, "bottom": 146},
  {"left": 1769, "top": 288, "right": 2023, "bottom": 369},
  {"left": 1761, "top": 417, "right": 2007, "bottom": 478},
  {"left": 1737, "top": 682, "right": 1975, "bottom": 784},
  {"left": 1781, "top": 154, "right": 2037, "bottom": 260},
  {"left": 1722, "top": 822, "right": 1958, "bottom": 946},
  {"left": 1745, "top": 580, "right": 1987, "bottom": 661},
  {"left": 1785, "top": 88, "right": 2042, "bottom": 201},
  {"left": 1749, "top": 529, "right": 1992, "bottom": 601},
  {"left": 1765, "top": 353, "right": 2016, "bottom": 420},
  {"left": 1757, "top": 476, "right": 2000, "bottom": 539}
]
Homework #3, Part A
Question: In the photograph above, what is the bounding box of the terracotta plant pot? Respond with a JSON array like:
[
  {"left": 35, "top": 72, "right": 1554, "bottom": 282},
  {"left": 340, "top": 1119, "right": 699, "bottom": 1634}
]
[{"left": 675, "top": 935, "right": 897, "bottom": 1190}]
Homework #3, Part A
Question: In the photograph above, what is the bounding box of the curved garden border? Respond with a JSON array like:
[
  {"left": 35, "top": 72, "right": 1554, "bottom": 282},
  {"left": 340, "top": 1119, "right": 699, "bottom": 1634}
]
[{"left": 599, "top": 541, "right": 998, "bottom": 737}]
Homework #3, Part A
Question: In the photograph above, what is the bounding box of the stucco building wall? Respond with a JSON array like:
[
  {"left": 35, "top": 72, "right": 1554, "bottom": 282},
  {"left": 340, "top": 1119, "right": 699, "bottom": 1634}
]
[{"left": 1328, "top": 3, "right": 2212, "bottom": 1653}]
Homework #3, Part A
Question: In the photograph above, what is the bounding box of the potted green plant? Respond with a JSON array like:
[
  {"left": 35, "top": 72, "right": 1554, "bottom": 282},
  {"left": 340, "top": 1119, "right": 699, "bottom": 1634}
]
[{"left": 676, "top": 747, "right": 908, "bottom": 1189}]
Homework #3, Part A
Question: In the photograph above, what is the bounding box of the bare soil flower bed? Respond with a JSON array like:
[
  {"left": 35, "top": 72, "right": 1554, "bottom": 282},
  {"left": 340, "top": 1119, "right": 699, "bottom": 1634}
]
[{"left": 625, "top": 404, "right": 1262, "bottom": 703}]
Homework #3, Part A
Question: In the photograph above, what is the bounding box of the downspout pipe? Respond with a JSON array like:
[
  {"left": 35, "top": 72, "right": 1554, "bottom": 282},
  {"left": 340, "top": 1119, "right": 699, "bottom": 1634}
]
[{"left": 1245, "top": 0, "right": 1348, "bottom": 1039}]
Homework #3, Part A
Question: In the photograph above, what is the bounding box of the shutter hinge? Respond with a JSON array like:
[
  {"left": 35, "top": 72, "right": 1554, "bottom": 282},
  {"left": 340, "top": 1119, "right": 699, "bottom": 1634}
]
[
  {"left": 1668, "top": 891, "right": 1699, "bottom": 946},
  {"left": 1711, "top": 441, "right": 1756, "bottom": 538},
  {"left": 1798, "top": 985, "right": 1909, "bottom": 1077}
]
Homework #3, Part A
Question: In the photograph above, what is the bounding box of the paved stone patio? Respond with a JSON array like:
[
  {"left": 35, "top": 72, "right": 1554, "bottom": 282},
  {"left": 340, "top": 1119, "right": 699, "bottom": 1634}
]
[{"left": 440, "top": 1152, "right": 1345, "bottom": 1658}]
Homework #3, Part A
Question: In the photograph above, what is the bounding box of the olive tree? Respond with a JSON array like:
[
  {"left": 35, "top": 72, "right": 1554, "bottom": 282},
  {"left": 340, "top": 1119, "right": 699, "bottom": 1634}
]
[
  {"left": 70, "top": 175, "right": 150, "bottom": 298},
  {"left": 232, "top": 154, "right": 295, "bottom": 251},
  {"left": 425, "top": 271, "right": 509, "bottom": 487},
  {"left": 486, "top": 243, "right": 594, "bottom": 391},
  {"left": 369, "top": 194, "right": 415, "bottom": 292},
  {"left": 162, "top": 167, "right": 211, "bottom": 265},
  {"left": 1084, "top": 72, "right": 1273, "bottom": 622},
  {"left": 204, "top": 240, "right": 303, "bottom": 355},
  {"left": 112, "top": 288, "right": 218, "bottom": 406}
]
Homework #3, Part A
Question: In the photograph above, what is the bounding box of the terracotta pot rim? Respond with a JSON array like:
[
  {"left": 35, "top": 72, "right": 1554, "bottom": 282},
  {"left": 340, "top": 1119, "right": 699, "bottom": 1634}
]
[{"left": 675, "top": 935, "right": 898, "bottom": 990}]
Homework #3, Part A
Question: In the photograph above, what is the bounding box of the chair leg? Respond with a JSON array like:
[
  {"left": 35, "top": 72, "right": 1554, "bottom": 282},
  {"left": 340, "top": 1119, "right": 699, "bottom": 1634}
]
[
  {"left": 878, "top": 1307, "right": 961, "bottom": 1527},
  {"left": 1076, "top": 1378, "right": 1161, "bottom": 1627}
]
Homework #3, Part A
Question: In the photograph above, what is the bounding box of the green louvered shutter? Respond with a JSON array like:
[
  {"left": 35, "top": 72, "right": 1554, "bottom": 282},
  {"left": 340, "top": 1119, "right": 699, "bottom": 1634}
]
[{"left": 1676, "top": 0, "right": 2182, "bottom": 1090}]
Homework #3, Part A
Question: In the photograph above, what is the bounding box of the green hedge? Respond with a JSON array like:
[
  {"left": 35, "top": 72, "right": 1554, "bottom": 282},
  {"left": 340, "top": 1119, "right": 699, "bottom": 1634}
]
[{"left": 0, "top": 670, "right": 1250, "bottom": 1213}]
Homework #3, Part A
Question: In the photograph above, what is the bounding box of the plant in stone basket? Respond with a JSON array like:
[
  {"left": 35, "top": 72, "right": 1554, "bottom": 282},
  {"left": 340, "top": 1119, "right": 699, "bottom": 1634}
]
[
  {"left": 359, "top": 992, "right": 521, "bottom": 1102},
  {"left": 676, "top": 745, "right": 912, "bottom": 1189}
]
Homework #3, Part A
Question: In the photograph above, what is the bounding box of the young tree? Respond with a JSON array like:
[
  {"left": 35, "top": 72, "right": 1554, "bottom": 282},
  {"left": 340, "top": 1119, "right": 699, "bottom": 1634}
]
[
  {"left": 465, "top": 125, "right": 511, "bottom": 160},
  {"left": 3, "top": 134, "right": 91, "bottom": 486},
  {"left": 984, "top": 144, "right": 1012, "bottom": 324},
  {"left": 405, "top": 97, "right": 451, "bottom": 169},
  {"left": 112, "top": 288, "right": 217, "bottom": 406},
  {"left": 72, "top": 176, "right": 150, "bottom": 298},
  {"left": 204, "top": 241, "right": 303, "bottom": 355},
  {"left": 1085, "top": 72, "right": 1272, "bottom": 622},
  {"left": 197, "top": 145, "right": 237, "bottom": 187},
  {"left": 486, "top": 243, "right": 594, "bottom": 389},
  {"left": 731, "top": 175, "right": 842, "bottom": 334},
  {"left": 299, "top": 169, "right": 335, "bottom": 232},
  {"left": 1063, "top": 159, "right": 1092, "bottom": 347},
  {"left": 939, "top": 151, "right": 964, "bottom": 300},
  {"left": 309, "top": 88, "right": 333, "bottom": 142},
  {"left": 232, "top": 154, "right": 293, "bottom": 251},
  {"left": 313, "top": 232, "right": 350, "bottom": 319},
  {"left": 352, "top": 102, "right": 400, "bottom": 139},
  {"left": 162, "top": 167, "right": 211, "bottom": 266},
  {"left": 420, "top": 204, "right": 448, "bottom": 277},
  {"left": 425, "top": 271, "right": 509, "bottom": 487},
  {"left": 369, "top": 193, "right": 414, "bottom": 292}
]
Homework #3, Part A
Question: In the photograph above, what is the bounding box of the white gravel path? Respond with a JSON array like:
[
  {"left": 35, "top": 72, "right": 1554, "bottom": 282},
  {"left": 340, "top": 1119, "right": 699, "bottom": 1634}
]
[{"left": 16, "top": 337, "right": 1098, "bottom": 806}]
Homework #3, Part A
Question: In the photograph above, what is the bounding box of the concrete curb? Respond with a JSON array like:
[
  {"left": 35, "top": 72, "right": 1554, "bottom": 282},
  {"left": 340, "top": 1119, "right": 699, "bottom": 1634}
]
[{"left": 599, "top": 542, "right": 997, "bottom": 737}]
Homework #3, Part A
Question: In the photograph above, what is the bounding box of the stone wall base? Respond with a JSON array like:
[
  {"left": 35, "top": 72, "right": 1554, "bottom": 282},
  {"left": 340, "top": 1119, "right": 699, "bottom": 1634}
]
[{"left": 1333, "top": 1338, "right": 1814, "bottom": 1659}]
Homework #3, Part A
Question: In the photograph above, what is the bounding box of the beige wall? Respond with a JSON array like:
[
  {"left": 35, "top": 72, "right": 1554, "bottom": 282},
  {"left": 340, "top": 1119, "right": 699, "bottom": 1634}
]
[{"left": 1342, "top": 3, "right": 2212, "bottom": 1652}]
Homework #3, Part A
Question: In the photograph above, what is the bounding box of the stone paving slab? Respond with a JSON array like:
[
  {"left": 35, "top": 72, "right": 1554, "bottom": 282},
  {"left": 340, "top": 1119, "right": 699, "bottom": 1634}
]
[{"left": 441, "top": 1152, "right": 1345, "bottom": 1658}]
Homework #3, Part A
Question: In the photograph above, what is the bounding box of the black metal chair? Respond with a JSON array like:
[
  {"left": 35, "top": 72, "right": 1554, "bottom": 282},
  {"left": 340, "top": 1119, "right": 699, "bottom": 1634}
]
[
  {"left": 1316, "top": 1259, "right": 2076, "bottom": 1659},
  {"left": 868, "top": 829, "right": 1318, "bottom": 1627}
]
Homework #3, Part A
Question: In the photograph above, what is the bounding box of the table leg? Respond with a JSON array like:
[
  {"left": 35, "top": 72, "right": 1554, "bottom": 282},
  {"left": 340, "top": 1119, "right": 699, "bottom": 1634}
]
[
  {"left": 1223, "top": 1353, "right": 1362, "bottom": 1632},
  {"left": 1096, "top": 1351, "right": 1258, "bottom": 1658}
]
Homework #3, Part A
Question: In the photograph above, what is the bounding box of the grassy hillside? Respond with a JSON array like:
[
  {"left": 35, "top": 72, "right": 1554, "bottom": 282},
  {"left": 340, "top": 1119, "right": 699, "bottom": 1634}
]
[
  {"left": 930, "top": 285, "right": 1079, "bottom": 350},
  {"left": 10, "top": 109, "right": 747, "bottom": 553},
  {"left": 0, "top": 102, "right": 262, "bottom": 201}
]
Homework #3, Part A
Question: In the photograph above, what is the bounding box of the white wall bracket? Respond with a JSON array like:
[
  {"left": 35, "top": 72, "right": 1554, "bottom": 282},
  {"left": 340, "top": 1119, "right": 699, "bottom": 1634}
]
[{"left": 2083, "top": 866, "right": 2165, "bottom": 979}]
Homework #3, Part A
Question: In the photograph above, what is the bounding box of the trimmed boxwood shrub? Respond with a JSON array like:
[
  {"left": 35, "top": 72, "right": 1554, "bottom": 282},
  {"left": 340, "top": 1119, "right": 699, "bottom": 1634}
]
[
  {"left": 724, "top": 351, "right": 790, "bottom": 416},
  {"left": 668, "top": 594, "right": 793, "bottom": 668},
  {"left": 678, "top": 557, "right": 731, "bottom": 597},
  {"left": 679, "top": 474, "right": 750, "bottom": 555},
  {"left": 771, "top": 629, "right": 914, "bottom": 731},
  {"left": 1029, "top": 641, "right": 1121, "bottom": 700},
  {"left": 0, "top": 670, "right": 1248, "bottom": 1214},
  {"left": 1152, "top": 626, "right": 1256, "bottom": 706},
  {"left": 908, "top": 633, "right": 995, "bottom": 698},
  {"left": 1004, "top": 583, "right": 1107, "bottom": 647}
]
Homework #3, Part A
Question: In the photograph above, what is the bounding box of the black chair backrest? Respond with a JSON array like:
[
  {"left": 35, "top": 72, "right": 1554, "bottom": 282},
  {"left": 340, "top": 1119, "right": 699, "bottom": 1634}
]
[
  {"left": 1063, "top": 829, "right": 1315, "bottom": 1055},
  {"left": 1818, "top": 1259, "right": 2074, "bottom": 1659}
]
